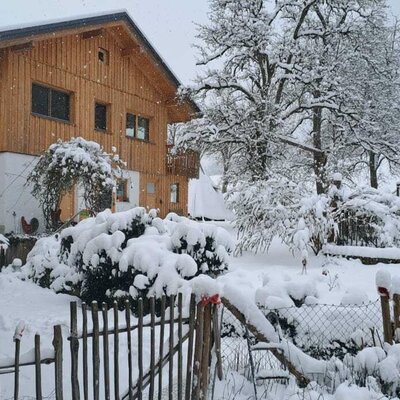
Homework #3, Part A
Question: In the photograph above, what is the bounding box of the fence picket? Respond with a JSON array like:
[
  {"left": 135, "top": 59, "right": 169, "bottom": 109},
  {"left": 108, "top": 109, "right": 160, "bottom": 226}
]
[
  {"left": 53, "top": 325, "right": 63, "bottom": 400},
  {"left": 158, "top": 295, "right": 166, "bottom": 400},
  {"left": 184, "top": 294, "right": 196, "bottom": 400},
  {"left": 34, "top": 333, "right": 42, "bottom": 400},
  {"left": 13, "top": 334, "right": 21, "bottom": 400},
  {"left": 149, "top": 297, "right": 156, "bottom": 400},
  {"left": 103, "top": 302, "right": 110, "bottom": 400},
  {"left": 169, "top": 294, "right": 175, "bottom": 400},
  {"left": 91, "top": 302, "right": 100, "bottom": 400},
  {"left": 82, "top": 303, "right": 89, "bottom": 400},
  {"left": 138, "top": 298, "right": 144, "bottom": 400},
  {"left": 113, "top": 302, "right": 120, "bottom": 400},
  {"left": 70, "top": 301, "right": 80, "bottom": 400},
  {"left": 177, "top": 293, "right": 183, "bottom": 400},
  {"left": 125, "top": 300, "right": 133, "bottom": 400},
  {"left": 192, "top": 302, "right": 204, "bottom": 400}
]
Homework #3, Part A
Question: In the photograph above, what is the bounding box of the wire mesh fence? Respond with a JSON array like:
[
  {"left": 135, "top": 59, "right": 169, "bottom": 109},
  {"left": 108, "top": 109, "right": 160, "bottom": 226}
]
[{"left": 220, "top": 299, "right": 383, "bottom": 376}]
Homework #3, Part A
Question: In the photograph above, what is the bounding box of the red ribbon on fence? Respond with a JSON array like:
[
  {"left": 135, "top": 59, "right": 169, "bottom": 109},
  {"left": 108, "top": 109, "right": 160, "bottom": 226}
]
[
  {"left": 378, "top": 286, "right": 390, "bottom": 297},
  {"left": 201, "top": 294, "right": 221, "bottom": 306}
]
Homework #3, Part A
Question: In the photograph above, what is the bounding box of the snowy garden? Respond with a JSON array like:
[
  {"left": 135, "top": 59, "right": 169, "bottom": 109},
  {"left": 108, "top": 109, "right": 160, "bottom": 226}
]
[{"left": 2, "top": 0, "right": 400, "bottom": 399}]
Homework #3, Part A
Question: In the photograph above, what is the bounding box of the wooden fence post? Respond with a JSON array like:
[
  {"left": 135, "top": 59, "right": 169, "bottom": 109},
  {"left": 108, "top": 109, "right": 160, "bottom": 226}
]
[
  {"left": 113, "top": 301, "right": 120, "bottom": 400},
  {"left": 381, "top": 294, "right": 393, "bottom": 343},
  {"left": 393, "top": 293, "right": 400, "bottom": 342},
  {"left": 53, "top": 324, "right": 63, "bottom": 400},
  {"left": 13, "top": 334, "right": 21, "bottom": 400},
  {"left": 192, "top": 302, "right": 204, "bottom": 400},
  {"left": 70, "top": 301, "right": 80, "bottom": 400},
  {"left": 35, "top": 333, "right": 43, "bottom": 400},
  {"left": 102, "top": 302, "right": 111, "bottom": 400},
  {"left": 82, "top": 303, "right": 89, "bottom": 400},
  {"left": 200, "top": 304, "right": 212, "bottom": 400},
  {"left": 184, "top": 294, "right": 196, "bottom": 400},
  {"left": 91, "top": 302, "right": 100, "bottom": 400}
]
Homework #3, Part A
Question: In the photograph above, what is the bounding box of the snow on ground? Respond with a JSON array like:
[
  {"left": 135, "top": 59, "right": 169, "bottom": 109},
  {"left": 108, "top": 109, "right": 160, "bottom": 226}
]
[{"left": 0, "top": 220, "right": 399, "bottom": 398}]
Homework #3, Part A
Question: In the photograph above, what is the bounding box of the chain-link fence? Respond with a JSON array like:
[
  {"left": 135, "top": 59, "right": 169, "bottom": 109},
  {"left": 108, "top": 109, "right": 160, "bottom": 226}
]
[{"left": 220, "top": 299, "right": 383, "bottom": 374}]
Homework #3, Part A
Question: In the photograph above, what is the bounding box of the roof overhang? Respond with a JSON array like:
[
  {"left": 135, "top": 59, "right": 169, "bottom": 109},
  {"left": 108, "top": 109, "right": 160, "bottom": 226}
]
[{"left": 0, "top": 12, "right": 201, "bottom": 123}]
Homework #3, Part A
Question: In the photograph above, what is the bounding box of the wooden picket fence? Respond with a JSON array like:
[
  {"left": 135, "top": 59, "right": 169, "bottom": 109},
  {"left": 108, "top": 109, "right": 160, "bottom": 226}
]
[{"left": 0, "top": 293, "right": 225, "bottom": 400}]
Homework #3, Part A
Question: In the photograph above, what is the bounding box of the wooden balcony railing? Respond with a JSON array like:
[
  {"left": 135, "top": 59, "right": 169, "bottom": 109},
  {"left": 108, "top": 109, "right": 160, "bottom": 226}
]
[{"left": 166, "top": 145, "right": 200, "bottom": 179}]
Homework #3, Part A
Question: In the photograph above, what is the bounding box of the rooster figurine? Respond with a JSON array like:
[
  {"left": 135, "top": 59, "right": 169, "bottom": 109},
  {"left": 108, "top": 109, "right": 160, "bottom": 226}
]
[{"left": 21, "top": 216, "right": 39, "bottom": 234}]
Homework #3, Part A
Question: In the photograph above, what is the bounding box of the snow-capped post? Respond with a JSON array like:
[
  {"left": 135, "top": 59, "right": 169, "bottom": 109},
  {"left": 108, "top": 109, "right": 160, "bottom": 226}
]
[
  {"left": 13, "top": 321, "right": 25, "bottom": 400},
  {"left": 34, "top": 333, "right": 42, "bottom": 400},
  {"left": 376, "top": 270, "right": 393, "bottom": 343},
  {"left": 392, "top": 276, "right": 400, "bottom": 342}
]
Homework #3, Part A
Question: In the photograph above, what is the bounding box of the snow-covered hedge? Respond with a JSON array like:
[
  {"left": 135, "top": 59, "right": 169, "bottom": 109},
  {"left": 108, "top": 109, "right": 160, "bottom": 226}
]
[{"left": 22, "top": 208, "right": 233, "bottom": 313}]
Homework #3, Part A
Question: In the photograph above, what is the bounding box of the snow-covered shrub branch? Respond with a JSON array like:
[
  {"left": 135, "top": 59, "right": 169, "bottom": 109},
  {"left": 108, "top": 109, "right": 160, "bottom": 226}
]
[
  {"left": 230, "top": 178, "right": 335, "bottom": 257},
  {"left": 22, "top": 207, "right": 233, "bottom": 313}
]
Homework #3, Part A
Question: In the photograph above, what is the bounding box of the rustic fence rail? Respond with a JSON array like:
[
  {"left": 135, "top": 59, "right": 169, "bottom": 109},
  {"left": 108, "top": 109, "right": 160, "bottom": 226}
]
[{"left": 0, "top": 293, "right": 224, "bottom": 400}]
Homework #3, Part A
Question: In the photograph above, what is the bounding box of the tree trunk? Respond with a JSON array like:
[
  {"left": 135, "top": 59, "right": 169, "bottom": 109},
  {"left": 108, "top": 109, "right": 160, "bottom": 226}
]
[
  {"left": 369, "top": 151, "right": 378, "bottom": 189},
  {"left": 312, "top": 104, "right": 327, "bottom": 195}
]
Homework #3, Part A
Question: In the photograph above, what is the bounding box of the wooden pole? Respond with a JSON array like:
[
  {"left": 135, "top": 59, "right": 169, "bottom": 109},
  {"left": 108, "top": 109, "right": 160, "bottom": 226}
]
[
  {"left": 82, "top": 303, "right": 89, "bottom": 400},
  {"left": 158, "top": 295, "right": 166, "bottom": 400},
  {"left": 200, "top": 304, "right": 212, "bottom": 400},
  {"left": 125, "top": 300, "right": 133, "bottom": 400},
  {"left": 168, "top": 294, "right": 175, "bottom": 400},
  {"left": 113, "top": 302, "right": 120, "bottom": 400},
  {"left": 393, "top": 293, "right": 400, "bottom": 342},
  {"left": 35, "top": 333, "right": 43, "bottom": 400},
  {"left": 184, "top": 294, "right": 196, "bottom": 400},
  {"left": 92, "top": 302, "right": 100, "bottom": 400},
  {"left": 380, "top": 294, "right": 393, "bottom": 344},
  {"left": 13, "top": 337, "right": 21, "bottom": 400},
  {"left": 149, "top": 297, "right": 156, "bottom": 400},
  {"left": 53, "top": 325, "right": 64, "bottom": 400},
  {"left": 103, "top": 302, "right": 111, "bottom": 400},
  {"left": 192, "top": 302, "right": 204, "bottom": 400},
  {"left": 138, "top": 298, "right": 144, "bottom": 400},
  {"left": 70, "top": 301, "right": 80, "bottom": 400},
  {"left": 177, "top": 293, "right": 183, "bottom": 400},
  {"left": 212, "top": 305, "right": 223, "bottom": 381}
]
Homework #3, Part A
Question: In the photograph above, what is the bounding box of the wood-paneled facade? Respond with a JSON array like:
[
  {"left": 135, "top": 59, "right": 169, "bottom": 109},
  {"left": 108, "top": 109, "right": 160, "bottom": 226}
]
[{"left": 0, "top": 13, "right": 199, "bottom": 220}]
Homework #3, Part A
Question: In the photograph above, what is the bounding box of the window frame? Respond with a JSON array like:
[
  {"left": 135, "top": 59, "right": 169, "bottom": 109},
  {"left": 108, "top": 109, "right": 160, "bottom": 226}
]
[
  {"left": 31, "top": 82, "right": 72, "bottom": 123},
  {"left": 98, "top": 47, "right": 109, "bottom": 65},
  {"left": 170, "top": 183, "right": 180, "bottom": 203},
  {"left": 94, "top": 101, "right": 110, "bottom": 133},
  {"left": 116, "top": 179, "right": 129, "bottom": 202},
  {"left": 125, "top": 112, "right": 151, "bottom": 142}
]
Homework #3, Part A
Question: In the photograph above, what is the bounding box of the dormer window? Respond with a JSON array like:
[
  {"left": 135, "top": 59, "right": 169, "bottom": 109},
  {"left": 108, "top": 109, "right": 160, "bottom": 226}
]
[{"left": 98, "top": 48, "right": 109, "bottom": 64}]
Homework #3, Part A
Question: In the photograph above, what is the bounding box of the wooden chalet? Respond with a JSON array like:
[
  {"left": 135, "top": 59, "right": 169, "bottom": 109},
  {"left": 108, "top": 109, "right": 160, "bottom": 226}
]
[{"left": 0, "top": 12, "right": 200, "bottom": 233}]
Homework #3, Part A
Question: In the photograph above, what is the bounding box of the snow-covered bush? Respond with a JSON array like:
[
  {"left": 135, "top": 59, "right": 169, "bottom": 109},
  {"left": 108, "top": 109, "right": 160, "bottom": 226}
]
[
  {"left": 230, "top": 178, "right": 335, "bottom": 256},
  {"left": 28, "top": 137, "right": 124, "bottom": 230},
  {"left": 335, "top": 186, "right": 400, "bottom": 248},
  {"left": 22, "top": 208, "right": 233, "bottom": 313}
]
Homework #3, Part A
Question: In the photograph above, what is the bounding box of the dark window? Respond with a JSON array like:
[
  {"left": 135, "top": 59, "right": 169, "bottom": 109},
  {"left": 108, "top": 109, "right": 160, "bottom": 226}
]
[
  {"left": 51, "top": 90, "right": 70, "bottom": 121},
  {"left": 137, "top": 116, "right": 150, "bottom": 140},
  {"left": 170, "top": 183, "right": 179, "bottom": 203},
  {"left": 116, "top": 179, "right": 129, "bottom": 202},
  {"left": 95, "top": 103, "right": 108, "bottom": 131},
  {"left": 126, "top": 113, "right": 136, "bottom": 138},
  {"left": 98, "top": 48, "right": 109, "bottom": 64},
  {"left": 32, "top": 83, "right": 70, "bottom": 122}
]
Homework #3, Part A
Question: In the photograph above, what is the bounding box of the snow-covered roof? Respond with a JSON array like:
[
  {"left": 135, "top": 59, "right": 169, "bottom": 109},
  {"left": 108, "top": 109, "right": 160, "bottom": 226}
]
[
  {"left": 188, "top": 172, "right": 234, "bottom": 221},
  {"left": 0, "top": 10, "right": 200, "bottom": 115}
]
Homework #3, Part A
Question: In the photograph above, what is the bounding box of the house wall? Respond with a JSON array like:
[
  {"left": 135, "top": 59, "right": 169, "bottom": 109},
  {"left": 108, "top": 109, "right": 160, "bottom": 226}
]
[
  {"left": 0, "top": 27, "right": 189, "bottom": 221},
  {"left": 0, "top": 152, "right": 45, "bottom": 234}
]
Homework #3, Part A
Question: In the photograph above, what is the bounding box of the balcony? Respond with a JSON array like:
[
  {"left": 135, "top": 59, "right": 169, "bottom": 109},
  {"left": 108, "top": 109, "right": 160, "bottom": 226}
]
[{"left": 166, "top": 145, "right": 200, "bottom": 179}]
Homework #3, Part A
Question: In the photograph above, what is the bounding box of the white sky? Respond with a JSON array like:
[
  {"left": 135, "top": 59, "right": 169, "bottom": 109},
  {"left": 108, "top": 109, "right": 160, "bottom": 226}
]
[{"left": 0, "top": 0, "right": 398, "bottom": 85}]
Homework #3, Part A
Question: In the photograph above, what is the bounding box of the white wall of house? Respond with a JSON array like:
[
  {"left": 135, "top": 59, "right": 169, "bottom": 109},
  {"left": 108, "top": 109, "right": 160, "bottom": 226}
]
[
  {"left": 0, "top": 152, "right": 45, "bottom": 234},
  {"left": 0, "top": 152, "right": 141, "bottom": 232}
]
